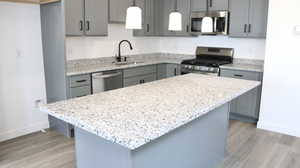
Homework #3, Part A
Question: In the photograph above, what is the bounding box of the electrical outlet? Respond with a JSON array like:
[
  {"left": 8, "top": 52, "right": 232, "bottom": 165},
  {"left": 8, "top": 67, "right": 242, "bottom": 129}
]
[{"left": 35, "top": 99, "right": 45, "bottom": 108}]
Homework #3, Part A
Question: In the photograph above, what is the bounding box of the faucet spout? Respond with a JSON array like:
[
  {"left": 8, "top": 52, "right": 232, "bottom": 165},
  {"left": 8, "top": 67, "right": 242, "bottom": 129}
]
[{"left": 117, "top": 40, "right": 133, "bottom": 62}]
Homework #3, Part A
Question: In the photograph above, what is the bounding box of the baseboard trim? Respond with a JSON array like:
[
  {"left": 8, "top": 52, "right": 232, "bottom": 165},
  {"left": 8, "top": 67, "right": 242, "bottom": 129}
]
[
  {"left": 257, "top": 121, "right": 300, "bottom": 138},
  {"left": 0, "top": 121, "right": 49, "bottom": 142}
]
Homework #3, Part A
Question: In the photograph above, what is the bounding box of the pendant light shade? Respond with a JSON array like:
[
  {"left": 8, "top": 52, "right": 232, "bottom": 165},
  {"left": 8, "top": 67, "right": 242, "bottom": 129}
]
[
  {"left": 168, "top": 0, "right": 182, "bottom": 31},
  {"left": 125, "top": 0, "right": 142, "bottom": 29},
  {"left": 201, "top": 17, "right": 213, "bottom": 33},
  {"left": 168, "top": 11, "right": 182, "bottom": 31}
]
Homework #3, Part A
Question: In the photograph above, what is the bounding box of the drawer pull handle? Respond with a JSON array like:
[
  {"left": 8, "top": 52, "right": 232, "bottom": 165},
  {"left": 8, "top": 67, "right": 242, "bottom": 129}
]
[
  {"left": 234, "top": 74, "right": 243, "bottom": 77},
  {"left": 76, "top": 80, "right": 87, "bottom": 83}
]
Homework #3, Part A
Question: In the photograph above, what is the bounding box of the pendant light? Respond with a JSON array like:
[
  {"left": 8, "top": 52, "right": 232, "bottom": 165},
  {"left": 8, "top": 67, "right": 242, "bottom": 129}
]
[
  {"left": 126, "top": 0, "right": 142, "bottom": 29},
  {"left": 168, "top": 0, "right": 182, "bottom": 31},
  {"left": 201, "top": 0, "right": 213, "bottom": 33}
]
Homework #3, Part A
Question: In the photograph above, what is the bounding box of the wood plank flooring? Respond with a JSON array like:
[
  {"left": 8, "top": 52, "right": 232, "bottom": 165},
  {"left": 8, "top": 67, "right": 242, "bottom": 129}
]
[{"left": 0, "top": 120, "right": 299, "bottom": 168}]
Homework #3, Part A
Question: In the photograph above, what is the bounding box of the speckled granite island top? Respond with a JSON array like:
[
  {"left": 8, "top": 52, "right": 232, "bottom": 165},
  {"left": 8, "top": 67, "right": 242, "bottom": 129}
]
[{"left": 40, "top": 74, "right": 260, "bottom": 150}]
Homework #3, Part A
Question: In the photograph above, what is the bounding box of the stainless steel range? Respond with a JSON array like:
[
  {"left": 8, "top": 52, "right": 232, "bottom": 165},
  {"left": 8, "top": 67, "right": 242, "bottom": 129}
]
[{"left": 181, "top": 47, "right": 234, "bottom": 76}]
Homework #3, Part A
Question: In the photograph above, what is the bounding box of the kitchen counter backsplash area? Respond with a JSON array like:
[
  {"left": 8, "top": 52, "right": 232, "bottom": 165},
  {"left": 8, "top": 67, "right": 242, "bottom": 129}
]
[
  {"left": 67, "top": 53, "right": 195, "bottom": 70},
  {"left": 66, "top": 53, "right": 264, "bottom": 76}
]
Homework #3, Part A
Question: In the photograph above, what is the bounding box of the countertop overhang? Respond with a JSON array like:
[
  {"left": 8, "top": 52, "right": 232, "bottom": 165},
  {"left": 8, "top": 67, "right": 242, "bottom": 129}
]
[{"left": 40, "top": 74, "right": 261, "bottom": 150}]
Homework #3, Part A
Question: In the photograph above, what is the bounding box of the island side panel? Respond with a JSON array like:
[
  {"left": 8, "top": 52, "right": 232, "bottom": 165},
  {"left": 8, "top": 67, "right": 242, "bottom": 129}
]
[
  {"left": 75, "top": 127, "right": 132, "bottom": 168},
  {"left": 131, "top": 103, "right": 230, "bottom": 168}
]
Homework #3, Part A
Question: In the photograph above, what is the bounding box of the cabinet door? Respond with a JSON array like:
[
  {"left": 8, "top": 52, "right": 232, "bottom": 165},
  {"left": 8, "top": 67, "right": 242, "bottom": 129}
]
[
  {"left": 109, "top": 0, "right": 131, "bottom": 23},
  {"left": 248, "top": 0, "right": 268, "bottom": 38},
  {"left": 176, "top": 0, "right": 191, "bottom": 36},
  {"left": 229, "top": 0, "right": 249, "bottom": 37},
  {"left": 64, "top": 0, "right": 85, "bottom": 36},
  {"left": 133, "top": 0, "right": 146, "bottom": 36},
  {"left": 236, "top": 88, "right": 259, "bottom": 118},
  {"left": 209, "top": 0, "right": 228, "bottom": 11},
  {"left": 190, "top": 0, "right": 207, "bottom": 12},
  {"left": 166, "top": 64, "right": 180, "bottom": 77},
  {"left": 144, "top": 0, "right": 155, "bottom": 35},
  {"left": 84, "top": 0, "right": 108, "bottom": 36},
  {"left": 69, "top": 85, "right": 91, "bottom": 98}
]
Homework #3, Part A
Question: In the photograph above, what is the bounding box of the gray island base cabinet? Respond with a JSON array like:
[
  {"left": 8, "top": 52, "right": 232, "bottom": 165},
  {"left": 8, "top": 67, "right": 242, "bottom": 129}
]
[{"left": 75, "top": 103, "right": 229, "bottom": 168}]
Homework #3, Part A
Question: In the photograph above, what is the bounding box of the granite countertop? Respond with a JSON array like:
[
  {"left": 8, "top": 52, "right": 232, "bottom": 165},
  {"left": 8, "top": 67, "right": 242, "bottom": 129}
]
[
  {"left": 40, "top": 74, "right": 260, "bottom": 150},
  {"left": 220, "top": 63, "right": 264, "bottom": 72},
  {"left": 67, "top": 58, "right": 184, "bottom": 76}
]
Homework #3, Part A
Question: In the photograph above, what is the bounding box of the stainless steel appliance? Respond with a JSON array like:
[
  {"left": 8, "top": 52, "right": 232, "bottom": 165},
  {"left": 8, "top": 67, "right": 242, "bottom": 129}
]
[
  {"left": 181, "top": 47, "right": 234, "bottom": 76},
  {"left": 92, "top": 70, "right": 123, "bottom": 94},
  {"left": 190, "top": 11, "right": 229, "bottom": 35}
]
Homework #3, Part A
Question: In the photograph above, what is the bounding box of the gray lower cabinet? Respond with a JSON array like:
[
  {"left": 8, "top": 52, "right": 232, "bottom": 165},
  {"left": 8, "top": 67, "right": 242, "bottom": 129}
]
[
  {"left": 68, "top": 74, "right": 92, "bottom": 98},
  {"left": 109, "top": 0, "right": 131, "bottom": 23},
  {"left": 220, "top": 69, "right": 262, "bottom": 122},
  {"left": 64, "top": 0, "right": 108, "bottom": 36},
  {"left": 157, "top": 64, "right": 181, "bottom": 80},
  {"left": 191, "top": 0, "right": 228, "bottom": 12},
  {"left": 229, "top": 0, "right": 268, "bottom": 38},
  {"left": 123, "top": 65, "right": 157, "bottom": 87}
]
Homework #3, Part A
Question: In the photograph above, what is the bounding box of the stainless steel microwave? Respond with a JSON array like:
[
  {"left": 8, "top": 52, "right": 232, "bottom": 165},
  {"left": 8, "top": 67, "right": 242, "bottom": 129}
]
[{"left": 190, "top": 11, "right": 229, "bottom": 35}]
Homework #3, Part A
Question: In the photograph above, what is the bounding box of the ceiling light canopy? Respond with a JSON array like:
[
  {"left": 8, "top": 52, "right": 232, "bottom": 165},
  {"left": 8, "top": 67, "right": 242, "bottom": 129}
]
[{"left": 126, "top": 0, "right": 142, "bottom": 30}]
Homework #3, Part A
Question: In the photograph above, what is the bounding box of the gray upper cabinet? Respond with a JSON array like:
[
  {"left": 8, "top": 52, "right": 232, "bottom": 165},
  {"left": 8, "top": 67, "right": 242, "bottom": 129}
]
[
  {"left": 65, "top": 0, "right": 84, "bottom": 36},
  {"left": 109, "top": 0, "right": 131, "bottom": 23},
  {"left": 191, "top": 0, "right": 228, "bottom": 12},
  {"left": 134, "top": 0, "right": 192, "bottom": 37},
  {"left": 64, "top": 0, "right": 108, "bottom": 36},
  {"left": 229, "top": 0, "right": 268, "bottom": 38},
  {"left": 85, "top": 0, "right": 108, "bottom": 36},
  {"left": 175, "top": 0, "right": 191, "bottom": 36},
  {"left": 248, "top": 0, "right": 269, "bottom": 38}
]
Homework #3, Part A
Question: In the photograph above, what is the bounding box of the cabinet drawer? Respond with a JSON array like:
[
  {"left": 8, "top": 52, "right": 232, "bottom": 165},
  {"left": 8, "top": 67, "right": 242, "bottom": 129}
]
[
  {"left": 69, "top": 74, "right": 91, "bottom": 88},
  {"left": 70, "top": 85, "right": 91, "bottom": 98},
  {"left": 124, "top": 73, "right": 157, "bottom": 87},
  {"left": 220, "top": 69, "right": 260, "bottom": 81},
  {"left": 123, "top": 65, "right": 157, "bottom": 78}
]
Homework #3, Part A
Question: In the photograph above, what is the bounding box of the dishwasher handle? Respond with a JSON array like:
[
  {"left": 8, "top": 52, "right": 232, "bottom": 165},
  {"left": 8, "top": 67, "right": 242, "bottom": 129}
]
[{"left": 92, "top": 72, "right": 122, "bottom": 79}]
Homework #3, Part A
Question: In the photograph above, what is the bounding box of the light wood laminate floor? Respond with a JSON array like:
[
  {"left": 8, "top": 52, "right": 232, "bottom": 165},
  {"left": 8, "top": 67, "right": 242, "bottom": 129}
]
[{"left": 0, "top": 120, "right": 299, "bottom": 168}]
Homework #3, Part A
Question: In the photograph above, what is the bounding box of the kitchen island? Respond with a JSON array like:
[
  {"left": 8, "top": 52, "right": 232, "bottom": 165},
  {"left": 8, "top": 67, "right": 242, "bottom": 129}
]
[{"left": 40, "top": 74, "right": 260, "bottom": 168}]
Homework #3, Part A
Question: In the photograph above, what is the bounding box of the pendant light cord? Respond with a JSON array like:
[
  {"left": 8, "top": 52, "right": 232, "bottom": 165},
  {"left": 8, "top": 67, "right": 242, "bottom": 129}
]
[
  {"left": 174, "top": 0, "right": 178, "bottom": 11},
  {"left": 133, "top": 0, "right": 136, "bottom": 6}
]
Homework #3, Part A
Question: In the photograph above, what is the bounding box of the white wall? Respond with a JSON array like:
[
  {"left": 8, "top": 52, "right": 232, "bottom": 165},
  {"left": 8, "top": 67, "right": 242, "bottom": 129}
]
[
  {"left": 66, "top": 24, "right": 161, "bottom": 60},
  {"left": 66, "top": 25, "right": 266, "bottom": 60},
  {"left": 258, "top": 0, "right": 300, "bottom": 137},
  {"left": 0, "top": 2, "right": 48, "bottom": 142},
  {"left": 159, "top": 36, "right": 266, "bottom": 60}
]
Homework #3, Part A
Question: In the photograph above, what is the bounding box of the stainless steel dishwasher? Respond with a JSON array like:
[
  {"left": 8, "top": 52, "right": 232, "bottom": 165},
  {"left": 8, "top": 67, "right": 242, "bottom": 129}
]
[{"left": 92, "top": 70, "right": 123, "bottom": 94}]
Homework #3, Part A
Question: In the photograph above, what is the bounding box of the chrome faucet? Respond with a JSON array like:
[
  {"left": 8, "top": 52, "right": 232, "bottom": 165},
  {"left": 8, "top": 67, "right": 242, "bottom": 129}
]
[{"left": 117, "top": 40, "right": 133, "bottom": 62}]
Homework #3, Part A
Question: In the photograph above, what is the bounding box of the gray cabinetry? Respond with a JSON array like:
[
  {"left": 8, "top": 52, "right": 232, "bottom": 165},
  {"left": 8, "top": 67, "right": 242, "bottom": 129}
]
[
  {"left": 220, "top": 69, "right": 262, "bottom": 122},
  {"left": 191, "top": 0, "right": 228, "bottom": 12},
  {"left": 64, "top": 0, "right": 84, "bottom": 36},
  {"left": 154, "top": 0, "right": 191, "bottom": 36},
  {"left": 64, "top": 0, "right": 108, "bottom": 36},
  {"left": 157, "top": 64, "right": 181, "bottom": 80},
  {"left": 109, "top": 0, "right": 131, "bottom": 23},
  {"left": 68, "top": 74, "right": 92, "bottom": 98},
  {"left": 134, "top": 0, "right": 191, "bottom": 36},
  {"left": 123, "top": 65, "right": 157, "bottom": 87},
  {"left": 133, "top": 0, "right": 156, "bottom": 36},
  {"left": 229, "top": 0, "right": 268, "bottom": 38}
]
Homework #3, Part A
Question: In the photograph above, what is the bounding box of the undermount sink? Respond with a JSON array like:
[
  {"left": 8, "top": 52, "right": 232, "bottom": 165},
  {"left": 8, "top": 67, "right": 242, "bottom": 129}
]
[{"left": 113, "top": 61, "right": 144, "bottom": 66}]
